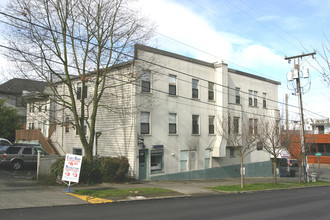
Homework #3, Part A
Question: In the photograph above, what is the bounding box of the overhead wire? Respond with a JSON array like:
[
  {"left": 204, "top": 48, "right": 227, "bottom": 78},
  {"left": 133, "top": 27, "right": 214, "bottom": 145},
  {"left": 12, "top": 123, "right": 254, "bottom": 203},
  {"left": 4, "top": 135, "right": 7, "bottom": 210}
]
[{"left": 0, "top": 10, "right": 327, "bottom": 120}]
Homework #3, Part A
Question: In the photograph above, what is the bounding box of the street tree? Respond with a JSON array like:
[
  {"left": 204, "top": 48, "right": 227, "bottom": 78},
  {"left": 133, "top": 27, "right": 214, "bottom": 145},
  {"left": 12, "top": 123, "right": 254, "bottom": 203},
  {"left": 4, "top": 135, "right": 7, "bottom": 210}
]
[
  {"left": 0, "top": 99, "right": 22, "bottom": 141},
  {"left": 313, "top": 36, "right": 330, "bottom": 86},
  {"left": 218, "top": 113, "right": 258, "bottom": 189},
  {"left": 257, "top": 117, "right": 282, "bottom": 184},
  {"left": 281, "top": 129, "right": 316, "bottom": 183},
  {"left": 2, "top": 0, "right": 154, "bottom": 162}
]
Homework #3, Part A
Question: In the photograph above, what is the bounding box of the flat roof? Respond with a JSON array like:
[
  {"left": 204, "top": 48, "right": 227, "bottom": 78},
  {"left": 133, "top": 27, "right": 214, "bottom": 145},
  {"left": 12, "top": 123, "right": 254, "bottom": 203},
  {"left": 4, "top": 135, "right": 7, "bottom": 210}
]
[{"left": 135, "top": 44, "right": 281, "bottom": 85}]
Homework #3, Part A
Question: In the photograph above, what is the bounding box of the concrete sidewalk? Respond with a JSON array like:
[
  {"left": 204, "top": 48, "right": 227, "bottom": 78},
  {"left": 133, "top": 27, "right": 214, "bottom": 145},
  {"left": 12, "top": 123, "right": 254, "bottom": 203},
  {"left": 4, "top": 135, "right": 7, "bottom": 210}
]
[{"left": 2, "top": 165, "right": 330, "bottom": 210}]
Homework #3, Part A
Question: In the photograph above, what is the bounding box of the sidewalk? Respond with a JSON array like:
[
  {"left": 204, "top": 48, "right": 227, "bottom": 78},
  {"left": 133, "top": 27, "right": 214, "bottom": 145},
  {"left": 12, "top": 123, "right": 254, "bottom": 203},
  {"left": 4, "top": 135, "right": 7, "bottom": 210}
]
[{"left": 0, "top": 172, "right": 327, "bottom": 210}]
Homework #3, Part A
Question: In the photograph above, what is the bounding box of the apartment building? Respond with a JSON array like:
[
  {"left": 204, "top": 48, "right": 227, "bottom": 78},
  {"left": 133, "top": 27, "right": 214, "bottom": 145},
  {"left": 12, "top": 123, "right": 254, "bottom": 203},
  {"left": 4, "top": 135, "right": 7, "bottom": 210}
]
[{"left": 25, "top": 45, "right": 281, "bottom": 180}]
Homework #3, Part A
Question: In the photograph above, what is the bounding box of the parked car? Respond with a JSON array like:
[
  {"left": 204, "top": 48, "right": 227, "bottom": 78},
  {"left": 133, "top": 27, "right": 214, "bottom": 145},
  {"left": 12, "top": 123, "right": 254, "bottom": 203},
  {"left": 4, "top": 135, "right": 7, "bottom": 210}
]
[
  {"left": 0, "top": 144, "right": 47, "bottom": 170},
  {"left": 0, "top": 138, "right": 12, "bottom": 154},
  {"left": 278, "top": 158, "right": 299, "bottom": 177}
]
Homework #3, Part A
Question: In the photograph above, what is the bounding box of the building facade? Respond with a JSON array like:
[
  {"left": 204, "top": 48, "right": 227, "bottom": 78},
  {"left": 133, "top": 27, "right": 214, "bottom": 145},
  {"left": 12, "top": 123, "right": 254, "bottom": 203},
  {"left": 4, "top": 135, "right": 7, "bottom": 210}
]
[{"left": 25, "top": 45, "right": 281, "bottom": 179}]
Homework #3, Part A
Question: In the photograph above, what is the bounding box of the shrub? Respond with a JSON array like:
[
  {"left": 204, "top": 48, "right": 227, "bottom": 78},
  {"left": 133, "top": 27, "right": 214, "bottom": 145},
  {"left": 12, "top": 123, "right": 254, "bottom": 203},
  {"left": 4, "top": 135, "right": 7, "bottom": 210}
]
[
  {"left": 49, "top": 156, "right": 129, "bottom": 184},
  {"left": 100, "top": 157, "right": 129, "bottom": 183},
  {"left": 79, "top": 157, "right": 102, "bottom": 184},
  {"left": 50, "top": 157, "right": 65, "bottom": 183}
]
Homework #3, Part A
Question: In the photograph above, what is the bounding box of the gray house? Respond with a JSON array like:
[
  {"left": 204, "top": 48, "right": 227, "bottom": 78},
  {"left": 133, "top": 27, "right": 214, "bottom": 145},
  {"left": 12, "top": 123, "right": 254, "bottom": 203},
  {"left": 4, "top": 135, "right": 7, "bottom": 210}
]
[{"left": 0, "top": 78, "right": 48, "bottom": 127}]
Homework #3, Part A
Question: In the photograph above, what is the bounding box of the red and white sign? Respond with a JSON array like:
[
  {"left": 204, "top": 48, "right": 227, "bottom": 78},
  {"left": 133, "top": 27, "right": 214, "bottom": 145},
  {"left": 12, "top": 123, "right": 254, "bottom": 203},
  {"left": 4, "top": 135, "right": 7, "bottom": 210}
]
[{"left": 62, "top": 154, "right": 83, "bottom": 183}]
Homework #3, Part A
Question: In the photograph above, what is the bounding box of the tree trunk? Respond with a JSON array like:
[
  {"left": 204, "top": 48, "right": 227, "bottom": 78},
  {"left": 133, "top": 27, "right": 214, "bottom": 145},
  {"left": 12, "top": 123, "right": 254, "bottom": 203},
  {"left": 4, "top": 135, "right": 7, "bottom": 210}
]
[
  {"left": 298, "top": 163, "right": 302, "bottom": 184},
  {"left": 273, "top": 159, "right": 277, "bottom": 184},
  {"left": 240, "top": 157, "right": 244, "bottom": 189}
]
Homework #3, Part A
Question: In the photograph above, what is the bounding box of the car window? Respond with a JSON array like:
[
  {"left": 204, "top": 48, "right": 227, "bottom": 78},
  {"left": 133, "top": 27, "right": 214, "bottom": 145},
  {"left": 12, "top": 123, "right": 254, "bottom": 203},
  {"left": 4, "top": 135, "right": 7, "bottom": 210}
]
[
  {"left": 1, "top": 140, "right": 11, "bottom": 146},
  {"left": 23, "top": 148, "right": 32, "bottom": 154},
  {"left": 6, "top": 147, "right": 21, "bottom": 154}
]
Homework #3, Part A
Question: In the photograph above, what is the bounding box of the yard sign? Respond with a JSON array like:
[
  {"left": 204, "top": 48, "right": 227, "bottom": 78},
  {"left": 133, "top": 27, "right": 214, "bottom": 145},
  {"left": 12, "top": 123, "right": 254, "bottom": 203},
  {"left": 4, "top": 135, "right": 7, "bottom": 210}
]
[{"left": 62, "top": 154, "right": 83, "bottom": 183}]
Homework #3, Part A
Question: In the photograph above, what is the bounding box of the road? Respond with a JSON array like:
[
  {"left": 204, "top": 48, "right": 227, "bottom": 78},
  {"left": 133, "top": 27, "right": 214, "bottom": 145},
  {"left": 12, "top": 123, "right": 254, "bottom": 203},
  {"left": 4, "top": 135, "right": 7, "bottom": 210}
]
[{"left": 1, "top": 186, "right": 330, "bottom": 220}]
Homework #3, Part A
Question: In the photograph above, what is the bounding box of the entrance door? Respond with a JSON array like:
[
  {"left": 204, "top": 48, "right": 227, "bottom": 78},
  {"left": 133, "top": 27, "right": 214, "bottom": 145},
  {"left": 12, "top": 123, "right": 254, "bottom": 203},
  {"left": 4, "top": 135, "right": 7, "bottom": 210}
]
[{"left": 139, "top": 149, "right": 148, "bottom": 180}]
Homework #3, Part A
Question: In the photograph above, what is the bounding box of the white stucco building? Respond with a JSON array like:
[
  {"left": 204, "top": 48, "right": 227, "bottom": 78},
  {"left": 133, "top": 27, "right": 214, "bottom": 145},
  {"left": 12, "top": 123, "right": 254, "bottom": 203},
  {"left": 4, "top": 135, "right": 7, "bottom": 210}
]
[{"left": 25, "top": 45, "right": 281, "bottom": 180}]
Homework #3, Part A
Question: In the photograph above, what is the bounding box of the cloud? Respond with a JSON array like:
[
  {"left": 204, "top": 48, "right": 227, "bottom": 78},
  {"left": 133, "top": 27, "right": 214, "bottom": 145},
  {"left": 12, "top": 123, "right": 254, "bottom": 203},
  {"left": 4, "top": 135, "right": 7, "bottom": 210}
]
[{"left": 137, "top": 0, "right": 233, "bottom": 62}]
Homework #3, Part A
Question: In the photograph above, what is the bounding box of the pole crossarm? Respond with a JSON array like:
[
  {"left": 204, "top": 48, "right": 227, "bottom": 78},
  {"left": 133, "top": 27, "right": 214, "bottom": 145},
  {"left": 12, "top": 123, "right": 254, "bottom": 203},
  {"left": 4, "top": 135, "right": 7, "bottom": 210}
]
[{"left": 284, "top": 52, "right": 316, "bottom": 60}]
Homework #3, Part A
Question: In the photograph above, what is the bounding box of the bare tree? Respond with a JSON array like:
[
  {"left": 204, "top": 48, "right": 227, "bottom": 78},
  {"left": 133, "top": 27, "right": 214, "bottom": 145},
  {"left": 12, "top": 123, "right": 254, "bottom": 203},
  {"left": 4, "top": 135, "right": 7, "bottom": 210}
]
[
  {"left": 2, "top": 0, "right": 154, "bottom": 162},
  {"left": 314, "top": 36, "right": 330, "bottom": 86},
  {"left": 257, "top": 117, "right": 282, "bottom": 184},
  {"left": 281, "top": 128, "right": 315, "bottom": 184},
  {"left": 218, "top": 113, "right": 258, "bottom": 189}
]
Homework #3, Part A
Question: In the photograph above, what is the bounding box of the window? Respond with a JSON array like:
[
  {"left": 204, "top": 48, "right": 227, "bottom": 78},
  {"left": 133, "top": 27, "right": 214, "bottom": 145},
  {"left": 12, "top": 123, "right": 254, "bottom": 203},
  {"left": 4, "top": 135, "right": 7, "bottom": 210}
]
[
  {"left": 169, "top": 113, "right": 177, "bottom": 134},
  {"left": 180, "top": 150, "right": 188, "bottom": 171},
  {"left": 77, "top": 83, "right": 87, "bottom": 100},
  {"left": 192, "top": 115, "right": 200, "bottom": 135},
  {"left": 192, "top": 79, "right": 199, "bottom": 99},
  {"left": 257, "top": 142, "right": 263, "bottom": 151},
  {"left": 65, "top": 117, "right": 70, "bottom": 133},
  {"left": 140, "top": 112, "right": 150, "bottom": 134},
  {"left": 254, "top": 91, "right": 258, "bottom": 107},
  {"left": 169, "top": 75, "right": 177, "bottom": 95},
  {"left": 263, "top": 93, "right": 267, "bottom": 108},
  {"left": 249, "top": 90, "right": 258, "bottom": 107},
  {"left": 151, "top": 150, "right": 163, "bottom": 173},
  {"left": 249, "top": 119, "right": 253, "bottom": 134},
  {"left": 205, "top": 149, "right": 211, "bottom": 168},
  {"left": 44, "top": 105, "right": 47, "bottom": 112},
  {"left": 249, "top": 118, "right": 258, "bottom": 135},
  {"left": 73, "top": 148, "right": 83, "bottom": 155},
  {"left": 38, "top": 103, "right": 42, "bottom": 112},
  {"left": 276, "top": 120, "right": 280, "bottom": 135},
  {"left": 29, "top": 122, "right": 35, "bottom": 130},
  {"left": 22, "top": 148, "right": 32, "bottom": 155},
  {"left": 141, "top": 70, "right": 151, "bottom": 92},
  {"left": 233, "top": 117, "right": 239, "bottom": 134},
  {"left": 248, "top": 90, "right": 253, "bottom": 106},
  {"left": 235, "top": 87, "right": 240, "bottom": 104},
  {"left": 230, "top": 147, "right": 235, "bottom": 157},
  {"left": 228, "top": 116, "right": 231, "bottom": 134},
  {"left": 209, "top": 116, "right": 215, "bottom": 135},
  {"left": 254, "top": 119, "right": 258, "bottom": 134},
  {"left": 208, "top": 82, "right": 214, "bottom": 101}
]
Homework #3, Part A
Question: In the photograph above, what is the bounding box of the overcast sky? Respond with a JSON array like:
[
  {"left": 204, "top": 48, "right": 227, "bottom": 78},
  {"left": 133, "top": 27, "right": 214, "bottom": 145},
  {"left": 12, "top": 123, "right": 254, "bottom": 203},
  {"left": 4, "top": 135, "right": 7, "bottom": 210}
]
[{"left": 1, "top": 0, "right": 329, "bottom": 120}]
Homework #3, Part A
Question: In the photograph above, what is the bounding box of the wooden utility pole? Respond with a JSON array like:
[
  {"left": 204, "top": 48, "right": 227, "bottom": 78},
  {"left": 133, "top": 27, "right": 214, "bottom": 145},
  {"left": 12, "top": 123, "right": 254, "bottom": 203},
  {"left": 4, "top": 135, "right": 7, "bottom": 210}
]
[{"left": 285, "top": 51, "right": 316, "bottom": 182}]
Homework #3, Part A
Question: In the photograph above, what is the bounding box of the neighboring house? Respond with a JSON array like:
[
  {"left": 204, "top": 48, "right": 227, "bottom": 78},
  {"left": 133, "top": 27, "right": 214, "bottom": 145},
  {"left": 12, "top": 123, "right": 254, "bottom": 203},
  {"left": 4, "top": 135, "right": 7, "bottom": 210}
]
[
  {"left": 25, "top": 45, "right": 281, "bottom": 180},
  {"left": 289, "top": 118, "right": 330, "bottom": 164},
  {"left": 305, "top": 118, "right": 330, "bottom": 134},
  {"left": 0, "top": 78, "right": 48, "bottom": 127}
]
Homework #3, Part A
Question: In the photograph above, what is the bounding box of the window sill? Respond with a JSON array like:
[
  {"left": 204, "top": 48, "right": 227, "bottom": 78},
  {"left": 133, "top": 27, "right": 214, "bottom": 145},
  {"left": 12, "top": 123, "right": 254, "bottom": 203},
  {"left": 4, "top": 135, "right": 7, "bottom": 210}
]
[
  {"left": 151, "top": 171, "right": 164, "bottom": 174},
  {"left": 192, "top": 134, "right": 200, "bottom": 136},
  {"left": 168, "top": 94, "right": 177, "bottom": 97},
  {"left": 208, "top": 134, "right": 216, "bottom": 136},
  {"left": 140, "top": 133, "right": 151, "bottom": 136},
  {"left": 169, "top": 134, "right": 178, "bottom": 136}
]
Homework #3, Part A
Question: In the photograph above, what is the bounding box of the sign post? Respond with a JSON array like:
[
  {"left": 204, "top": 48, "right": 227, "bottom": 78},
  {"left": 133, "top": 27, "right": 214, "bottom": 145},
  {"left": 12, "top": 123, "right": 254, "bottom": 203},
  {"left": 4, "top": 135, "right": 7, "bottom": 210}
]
[
  {"left": 315, "top": 152, "right": 322, "bottom": 176},
  {"left": 62, "top": 154, "right": 83, "bottom": 193}
]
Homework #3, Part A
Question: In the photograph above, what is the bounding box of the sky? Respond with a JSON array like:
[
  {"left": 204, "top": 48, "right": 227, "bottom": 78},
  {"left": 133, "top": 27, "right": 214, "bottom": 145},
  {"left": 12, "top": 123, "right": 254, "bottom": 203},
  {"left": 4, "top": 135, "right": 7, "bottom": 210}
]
[{"left": 0, "top": 0, "right": 330, "bottom": 121}]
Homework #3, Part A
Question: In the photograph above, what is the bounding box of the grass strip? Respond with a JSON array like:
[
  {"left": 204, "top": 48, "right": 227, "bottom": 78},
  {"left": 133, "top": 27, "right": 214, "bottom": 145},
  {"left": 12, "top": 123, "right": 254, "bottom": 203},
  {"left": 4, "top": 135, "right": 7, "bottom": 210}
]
[
  {"left": 208, "top": 180, "right": 330, "bottom": 192},
  {"left": 75, "top": 187, "right": 176, "bottom": 198}
]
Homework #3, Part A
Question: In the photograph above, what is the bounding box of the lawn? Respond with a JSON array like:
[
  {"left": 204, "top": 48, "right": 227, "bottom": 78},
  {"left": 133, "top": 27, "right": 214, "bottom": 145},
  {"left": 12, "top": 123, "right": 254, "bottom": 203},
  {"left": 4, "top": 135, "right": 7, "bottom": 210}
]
[
  {"left": 208, "top": 181, "right": 330, "bottom": 192},
  {"left": 75, "top": 187, "right": 179, "bottom": 199}
]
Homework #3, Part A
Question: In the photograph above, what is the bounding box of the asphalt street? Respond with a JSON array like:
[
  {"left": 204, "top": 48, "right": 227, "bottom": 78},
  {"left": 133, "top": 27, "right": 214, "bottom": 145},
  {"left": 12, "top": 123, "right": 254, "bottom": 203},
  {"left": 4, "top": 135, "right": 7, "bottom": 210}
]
[{"left": 1, "top": 186, "right": 330, "bottom": 220}]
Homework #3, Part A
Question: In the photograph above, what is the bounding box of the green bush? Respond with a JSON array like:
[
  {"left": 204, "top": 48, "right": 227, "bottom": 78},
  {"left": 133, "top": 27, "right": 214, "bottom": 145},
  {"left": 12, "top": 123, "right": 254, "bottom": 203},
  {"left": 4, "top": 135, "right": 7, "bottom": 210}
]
[
  {"left": 49, "top": 156, "right": 129, "bottom": 184},
  {"left": 79, "top": 157, "right": 102, "bottom": 184},
  {"left": 100, "top": 157, "right": 129, "bottom": 183},
  {"left": 50, "top": 157, "right": 65, "bottom": 182}
]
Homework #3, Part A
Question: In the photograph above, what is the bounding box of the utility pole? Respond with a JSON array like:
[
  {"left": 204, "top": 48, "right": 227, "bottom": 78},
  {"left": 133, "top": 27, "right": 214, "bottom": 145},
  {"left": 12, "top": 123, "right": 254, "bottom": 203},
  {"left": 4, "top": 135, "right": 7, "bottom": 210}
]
[
  {"left": 285, "top": 51, "right": 316, "bottom": 183},
  {"left": 285, "top": 94, "right": 289, "bottom": 131}
]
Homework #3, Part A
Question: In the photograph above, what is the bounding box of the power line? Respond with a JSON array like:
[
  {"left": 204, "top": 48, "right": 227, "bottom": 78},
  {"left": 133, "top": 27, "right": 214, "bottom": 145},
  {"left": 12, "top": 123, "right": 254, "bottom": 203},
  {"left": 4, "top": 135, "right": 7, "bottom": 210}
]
[{"left": 0, "top": 11, "right": 327, "bottom": 119}]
